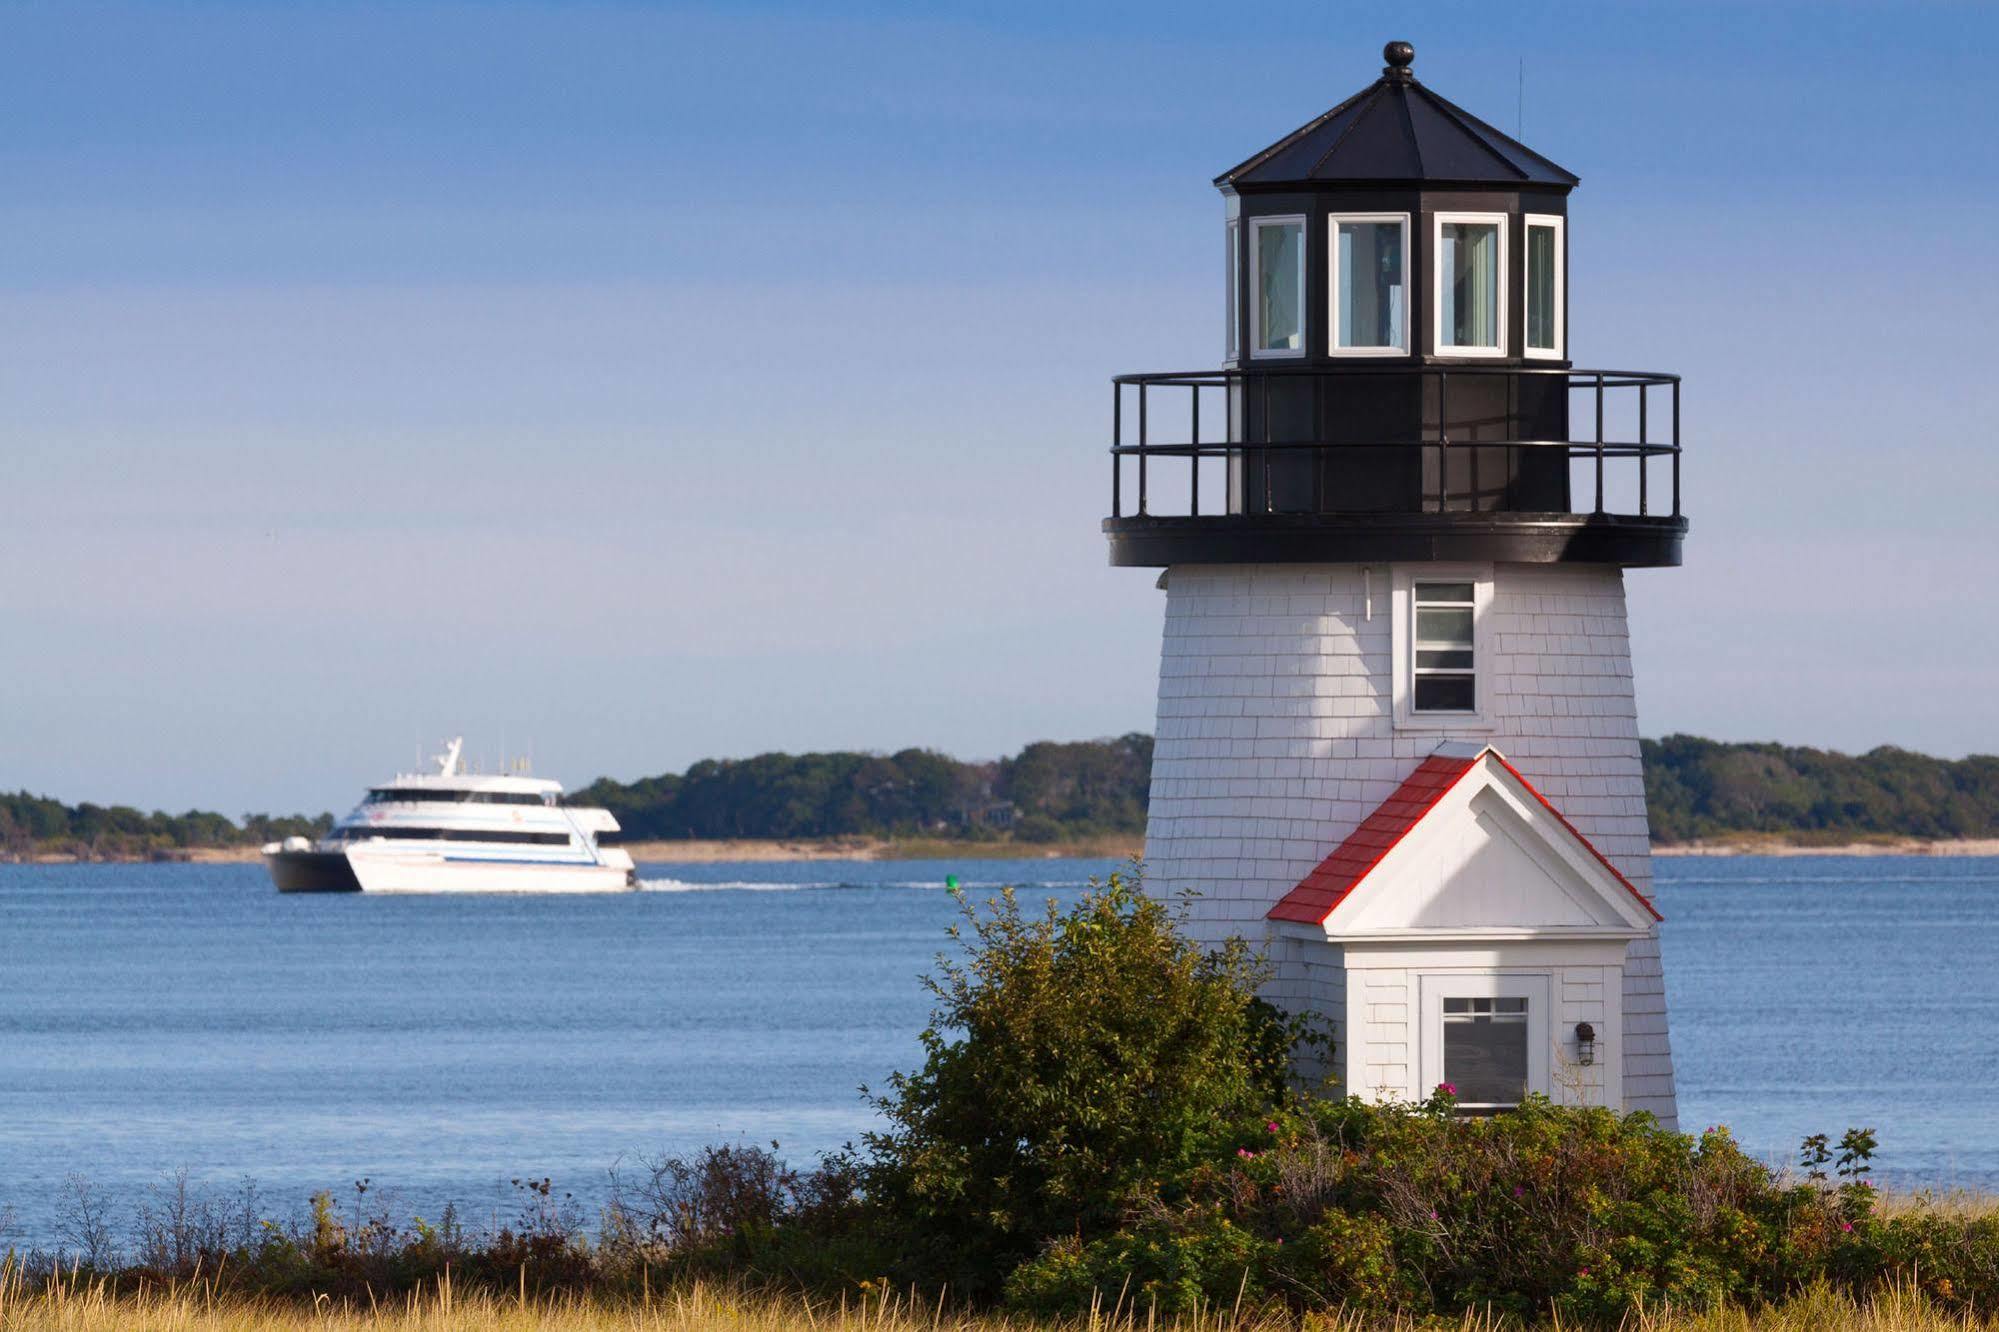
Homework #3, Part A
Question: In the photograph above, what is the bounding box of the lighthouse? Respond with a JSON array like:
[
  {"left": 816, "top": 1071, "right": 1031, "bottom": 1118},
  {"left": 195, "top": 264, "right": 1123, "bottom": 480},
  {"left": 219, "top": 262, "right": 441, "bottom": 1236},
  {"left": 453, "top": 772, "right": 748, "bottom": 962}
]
[{"left": 1109, "top": 43, "right": 1684, "bottom": 1124}]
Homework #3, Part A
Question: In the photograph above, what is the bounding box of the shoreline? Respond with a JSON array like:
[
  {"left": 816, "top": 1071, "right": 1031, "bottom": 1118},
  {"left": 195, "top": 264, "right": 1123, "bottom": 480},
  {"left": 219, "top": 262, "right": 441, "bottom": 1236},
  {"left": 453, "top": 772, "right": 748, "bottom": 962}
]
[
  {"left": 11, "top": 835, "right": 1999, "bottom": 865},
  {"left": 10, "top": 836, "right": 1148, "bottom": 866},
  {"left": 1651, "top": 837, "right": 1999, "bottom": 858}
]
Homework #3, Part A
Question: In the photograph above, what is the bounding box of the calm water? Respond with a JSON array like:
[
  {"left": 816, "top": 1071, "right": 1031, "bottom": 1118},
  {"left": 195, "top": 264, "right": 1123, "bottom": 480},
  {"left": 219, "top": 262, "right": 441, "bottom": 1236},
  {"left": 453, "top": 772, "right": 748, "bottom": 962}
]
[{"left": 1, "top": 856, "right": 1995, "bottom": 1245}]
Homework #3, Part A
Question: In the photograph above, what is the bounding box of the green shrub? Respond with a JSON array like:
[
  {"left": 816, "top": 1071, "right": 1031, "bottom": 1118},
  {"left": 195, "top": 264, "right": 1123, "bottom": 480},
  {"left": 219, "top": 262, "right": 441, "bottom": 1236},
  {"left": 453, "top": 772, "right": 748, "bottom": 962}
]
[
  {"left": 995, "top": 1094, "right": 1960, "bottom": 1324},
  {"left": 860, "top": 870, "right": 1326, "bottom": 1297},
  {"left": 1268, "top": 1207, "right": 1410, "bottom": 1314},
  {"left": 1836, "top": 1212, "right": 1999, "bottom": 1312},
  {"left": 1007, "top": 1208, "right": 1275, "bottom": 1316}
]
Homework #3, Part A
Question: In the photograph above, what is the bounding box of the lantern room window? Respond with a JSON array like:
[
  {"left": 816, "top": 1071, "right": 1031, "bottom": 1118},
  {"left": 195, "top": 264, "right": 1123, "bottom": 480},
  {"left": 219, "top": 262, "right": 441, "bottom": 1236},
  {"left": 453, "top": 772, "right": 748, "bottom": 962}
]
[
  {"left": 1250, "top": 215, "right": 1306, "bottom": 358},
  {"left": 1225, "top": 220, "right": 1241, "bottom": 359},
  {"left": 1434, "top": 213, "right": 1506, "bottom": 356},
  {"left": 1330, "top": 213, "right": 1408, "bottom": 355},
  {"left": 1525, "top": 215, "right": 1564, "bottom": 359}
]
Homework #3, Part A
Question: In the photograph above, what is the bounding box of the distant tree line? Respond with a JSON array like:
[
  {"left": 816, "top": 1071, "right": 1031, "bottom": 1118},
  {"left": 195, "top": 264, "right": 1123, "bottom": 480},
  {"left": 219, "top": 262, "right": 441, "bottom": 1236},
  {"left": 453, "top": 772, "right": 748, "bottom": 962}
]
[
  {"left": 570, "top": 734, "right": 1155, "bottom": 845},
  {"left": 0, "top": 792, "right": 330, "bottom": 862},
  {"left": 1642, "top": 734, "right": 1999, "bottom": 843},
  {"left": 9, "top": 734, "right": 1999, "bottom": 858}
]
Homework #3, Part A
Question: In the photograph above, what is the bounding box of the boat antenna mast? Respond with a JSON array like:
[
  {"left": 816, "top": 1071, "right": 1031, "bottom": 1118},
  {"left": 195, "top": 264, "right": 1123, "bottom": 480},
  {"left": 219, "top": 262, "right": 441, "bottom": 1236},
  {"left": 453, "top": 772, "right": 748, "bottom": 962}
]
[{"left": 434, "top": 737, "right": 464, "bottom": 777}]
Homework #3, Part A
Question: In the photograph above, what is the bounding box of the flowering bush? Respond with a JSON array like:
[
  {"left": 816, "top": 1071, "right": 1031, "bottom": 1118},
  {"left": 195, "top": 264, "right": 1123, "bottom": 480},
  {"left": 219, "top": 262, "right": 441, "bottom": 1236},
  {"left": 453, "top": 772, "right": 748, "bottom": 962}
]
[{"left": 1001, "top": 1090, "right": 1999, "bottom": 1322}]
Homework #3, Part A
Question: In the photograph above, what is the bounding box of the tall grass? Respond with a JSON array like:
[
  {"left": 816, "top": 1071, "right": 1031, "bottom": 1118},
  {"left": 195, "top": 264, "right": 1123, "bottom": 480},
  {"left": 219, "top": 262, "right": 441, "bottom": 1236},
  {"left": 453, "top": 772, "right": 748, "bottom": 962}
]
[{"left": 4, "top": 1266, "right": 1999, "bottom": 1332}]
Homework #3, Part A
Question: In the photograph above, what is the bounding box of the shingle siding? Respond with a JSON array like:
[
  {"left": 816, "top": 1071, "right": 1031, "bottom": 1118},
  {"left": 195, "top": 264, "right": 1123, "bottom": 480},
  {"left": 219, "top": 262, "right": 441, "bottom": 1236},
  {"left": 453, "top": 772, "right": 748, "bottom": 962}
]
[{"left": 1141, "top": 562, "right": 1677, "bottom": 1127}]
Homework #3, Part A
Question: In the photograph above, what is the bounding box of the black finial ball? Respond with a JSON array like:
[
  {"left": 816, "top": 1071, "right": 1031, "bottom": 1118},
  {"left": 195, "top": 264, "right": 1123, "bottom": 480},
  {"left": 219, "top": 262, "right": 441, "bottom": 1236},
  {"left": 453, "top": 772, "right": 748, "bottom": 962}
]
[{"left": 1384, "top": 40, "right": 1415, "bottom": 70}]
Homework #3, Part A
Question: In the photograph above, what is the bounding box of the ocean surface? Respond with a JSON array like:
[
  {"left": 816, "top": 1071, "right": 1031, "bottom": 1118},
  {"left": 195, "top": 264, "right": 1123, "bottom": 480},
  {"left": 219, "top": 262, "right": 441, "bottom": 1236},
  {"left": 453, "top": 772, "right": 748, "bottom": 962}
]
[{"left": 1, "top": 855, "right": 1995, "bottom": 1247}]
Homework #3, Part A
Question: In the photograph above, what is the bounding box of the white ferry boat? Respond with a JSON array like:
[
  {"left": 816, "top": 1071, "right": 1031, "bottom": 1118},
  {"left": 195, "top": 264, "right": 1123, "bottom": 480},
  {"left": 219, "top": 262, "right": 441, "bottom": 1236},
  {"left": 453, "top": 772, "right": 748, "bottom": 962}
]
[{"left": 263, "top": 739, "right": 636, "bottom": 893}]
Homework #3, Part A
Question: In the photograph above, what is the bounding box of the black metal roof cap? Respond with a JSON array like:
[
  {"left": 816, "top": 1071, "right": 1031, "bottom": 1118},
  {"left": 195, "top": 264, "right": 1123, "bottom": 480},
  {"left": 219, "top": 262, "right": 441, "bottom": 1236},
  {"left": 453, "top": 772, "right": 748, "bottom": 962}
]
[{"left": 1216, "top": 42, "right": 1579, "bottom": 191}]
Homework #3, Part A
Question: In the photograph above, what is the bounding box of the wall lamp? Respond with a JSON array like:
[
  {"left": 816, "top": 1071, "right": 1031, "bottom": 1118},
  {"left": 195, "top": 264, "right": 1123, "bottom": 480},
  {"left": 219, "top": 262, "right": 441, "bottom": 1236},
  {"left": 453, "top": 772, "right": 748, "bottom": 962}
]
[{"left": 1574, "top": 1021, "right": 1597, "bottom": 1067}]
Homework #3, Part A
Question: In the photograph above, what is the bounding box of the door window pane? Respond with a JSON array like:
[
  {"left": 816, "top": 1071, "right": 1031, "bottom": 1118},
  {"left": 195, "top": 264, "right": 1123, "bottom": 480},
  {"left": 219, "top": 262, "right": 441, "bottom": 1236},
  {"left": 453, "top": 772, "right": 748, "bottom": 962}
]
[
  {"left": 1443, "top": 996, "right": 1529, "bottom": 1107},
  {"left": 1336, "top": 219, "right": 1404, "bottom": 350},
  {"left": 1255, "top": 220, "right": 1304, "bottom": 354},
  {"left": 1527, "top": 222, "right": 1559, "bottom": 353},
  {"left": 1440, "top": 221, "right": 1500, "bottom": 350}
]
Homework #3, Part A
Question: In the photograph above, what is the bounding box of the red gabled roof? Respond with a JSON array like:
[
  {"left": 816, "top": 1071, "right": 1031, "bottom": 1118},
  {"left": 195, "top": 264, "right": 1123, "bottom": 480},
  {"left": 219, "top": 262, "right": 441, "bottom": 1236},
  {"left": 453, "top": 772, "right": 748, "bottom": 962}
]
[
  {"left": 1266, "top": 752, "right": 1478, "bottom": 924},
  {"left": 1265, "top": 748, "right": 1662, "bottom": 926}
]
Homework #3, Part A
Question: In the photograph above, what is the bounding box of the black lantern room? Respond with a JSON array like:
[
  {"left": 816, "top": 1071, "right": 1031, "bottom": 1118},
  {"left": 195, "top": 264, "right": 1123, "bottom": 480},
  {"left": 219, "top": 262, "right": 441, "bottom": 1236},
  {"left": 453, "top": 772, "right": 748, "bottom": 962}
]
[{"left": 1105, "top": 42, "right": 1686, "bottom": 568}]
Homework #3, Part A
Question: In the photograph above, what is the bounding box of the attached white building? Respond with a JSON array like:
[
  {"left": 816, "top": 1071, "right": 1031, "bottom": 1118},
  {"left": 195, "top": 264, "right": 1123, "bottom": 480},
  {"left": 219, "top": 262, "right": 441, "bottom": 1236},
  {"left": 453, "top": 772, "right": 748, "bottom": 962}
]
[{"left": 1266, "top": 743, "right": 1660, "bottom": 1112}]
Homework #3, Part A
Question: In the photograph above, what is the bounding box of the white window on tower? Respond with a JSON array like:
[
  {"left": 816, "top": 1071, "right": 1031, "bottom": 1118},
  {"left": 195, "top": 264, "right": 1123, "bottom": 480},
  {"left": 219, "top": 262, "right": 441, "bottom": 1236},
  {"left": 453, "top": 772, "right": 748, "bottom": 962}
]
[
  {"left": 1250, "top": 215, "right": 1306, "bottom": 358},
  {"left": 1390, "top": 566, "right": 1493, "bottom": 730},
  {"left": 1433, "top": 213, "right": 1507, "bottom": 356},
  {"left": 1524, "top": 214, "right": 1564, "bottom": 359},
  {"left": 1412, "top": 581, "right": 1477, "bottom": 713},
  {"left": 1442, "top": 997, "right": 1530, "bottom": 1112},
  {"left": 1330, "top": 213, "right": 1408, "bottom": 355}
]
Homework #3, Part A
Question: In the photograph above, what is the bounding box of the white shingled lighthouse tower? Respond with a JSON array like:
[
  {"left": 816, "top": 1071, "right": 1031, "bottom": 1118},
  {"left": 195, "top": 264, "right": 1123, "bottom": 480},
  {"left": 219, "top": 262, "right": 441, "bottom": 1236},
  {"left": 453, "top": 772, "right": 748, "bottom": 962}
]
[{"left": 1104, "top": 43, "right": 1684, "bottom": 1124}]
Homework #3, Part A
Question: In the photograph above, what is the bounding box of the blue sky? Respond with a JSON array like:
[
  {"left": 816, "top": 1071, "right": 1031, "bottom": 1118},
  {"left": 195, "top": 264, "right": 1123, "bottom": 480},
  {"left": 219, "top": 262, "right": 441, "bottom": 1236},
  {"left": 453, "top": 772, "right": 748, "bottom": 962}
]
[{"left": 3, "top": 1, "right": 1995, "bottom": 814}]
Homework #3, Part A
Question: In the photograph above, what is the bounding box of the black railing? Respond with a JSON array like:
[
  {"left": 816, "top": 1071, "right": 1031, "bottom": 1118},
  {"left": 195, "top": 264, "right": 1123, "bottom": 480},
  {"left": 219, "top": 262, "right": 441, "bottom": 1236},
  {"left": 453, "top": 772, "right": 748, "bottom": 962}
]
[{"left": 1109, "top": 365, "right": 1680, "bottom": 522}]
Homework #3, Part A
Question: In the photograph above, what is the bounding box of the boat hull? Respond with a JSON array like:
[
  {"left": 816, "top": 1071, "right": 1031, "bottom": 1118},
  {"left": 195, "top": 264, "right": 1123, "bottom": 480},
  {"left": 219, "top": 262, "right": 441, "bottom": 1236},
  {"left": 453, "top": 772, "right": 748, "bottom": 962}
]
[
  {"left": 344, "top": 849, "right": 636, "bottom": 894},
  {"left": 265, "top": 849, "right": 363, "bottom": 893}
]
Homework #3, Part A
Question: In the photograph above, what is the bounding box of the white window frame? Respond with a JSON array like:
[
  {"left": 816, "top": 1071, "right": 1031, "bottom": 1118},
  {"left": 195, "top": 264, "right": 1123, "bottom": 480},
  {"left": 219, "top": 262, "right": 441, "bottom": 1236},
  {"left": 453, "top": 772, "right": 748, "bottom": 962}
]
[
  {"left": 1432, "top": 212, "right": 1509, "bottom": 358},
  {"left": 1418, "top": 972, "right": 1552, "bottom": 1112},
  {"left": 1390, "top": 564, "right": 1495, "bottom": 731},
  {"left": 1248, "top": 214, "right": 1307, "bottom": 361},
  {"left": 1523, "top": 213, "right": 1565, "bottom": 361},
  {"left": 1225, "top": 219, "right": 1241, "bottom": 360},
  {"left": 1328, "top": 211, "right": 1410, "bottom": 357}
]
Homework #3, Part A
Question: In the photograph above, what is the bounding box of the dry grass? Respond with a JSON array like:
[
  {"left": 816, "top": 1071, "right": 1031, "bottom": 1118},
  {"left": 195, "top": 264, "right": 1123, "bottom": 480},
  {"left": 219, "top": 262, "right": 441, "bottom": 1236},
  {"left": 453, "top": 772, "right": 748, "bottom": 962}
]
[
  {"left": 5, "top": 1269, "right": 1999, "bottom": 1332},
  {"left": 1871, "top": 1189, "right": 1999, "bottom": 1221},
  {"left": 1617, "top": 1286, "right": 1999, "bottom": 1332},
  {"left": 0, "top": 1270, "right": 1248, "bottom": 1332}
]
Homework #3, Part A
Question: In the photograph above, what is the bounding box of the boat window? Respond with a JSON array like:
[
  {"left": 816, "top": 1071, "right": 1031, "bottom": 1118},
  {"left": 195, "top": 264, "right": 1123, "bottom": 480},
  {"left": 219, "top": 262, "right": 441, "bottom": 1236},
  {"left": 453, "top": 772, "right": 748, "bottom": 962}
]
[
  {"left": 336, "top": 826, "right": 574, "bottom": 845},
  {"left": 364, "top": 789, "right": 549, "bottom": 806}
]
